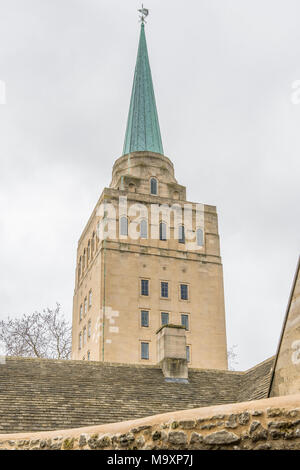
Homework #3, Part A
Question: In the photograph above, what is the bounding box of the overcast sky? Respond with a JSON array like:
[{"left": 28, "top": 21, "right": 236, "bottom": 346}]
[{"left": 0, "top": 0, "right": 299, "bottom": 370}]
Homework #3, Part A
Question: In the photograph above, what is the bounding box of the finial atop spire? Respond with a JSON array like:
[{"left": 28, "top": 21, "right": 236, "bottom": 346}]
[{"left": 138, "top": 4, "right": 149, "bottom": 24}]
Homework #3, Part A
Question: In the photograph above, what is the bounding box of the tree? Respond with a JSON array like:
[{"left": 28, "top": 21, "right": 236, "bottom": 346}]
[
  {"left": 0, "top": 304, "right": 71, "bottom": 359},
  {"left": 227, "top": 344, "right": 239, "bottom": 371}
]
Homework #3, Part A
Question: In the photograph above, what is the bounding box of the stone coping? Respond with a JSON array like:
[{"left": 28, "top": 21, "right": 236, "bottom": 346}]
[{"left": 0, "top": 393, "right": 299, "bottom": 442}]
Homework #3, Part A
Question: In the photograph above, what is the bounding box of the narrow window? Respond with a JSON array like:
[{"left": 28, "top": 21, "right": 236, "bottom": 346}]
[
  {"left": 196, "top": 228, "right": 204, "bottom": 247},
  {"left": 161, "top": 282, "right": 169, "bottom": 298},
  {"left": 178, "top": 225, "right": 185, "bottom": 244},
  {"left": 140, "top": 219, "right": 148, "bottom": 239},
  {"left": 186, "top": 346, "right": 190, "bottom": 363},
  {"left": 141, "top": 279, "right": 149, "bottom": 296},
  {"left": 89, "top": 290, "right": 92, "bottom": 307},
  {"left": 79, "top": 304, "right": 83, "bottom": 322},
  {"left": 84, "top": 297, "right": 87, "bottom": 314},
  {"left": 181, "top": 314, "right": 189, "bottom": 330},
  {"left": 79, "top": 332, "right": 82, "bottom": 350},
  {"left": 141, "top": 310, "right": 149, "bottom": 327},
  {"left": 159, "top": 222, "right": 167, "bottom": 241},
  {"left": 141, "top": 342, "right": 149, "bottom": 360},
  {"left": 161, "top": 312, "right": 169, "bottom": 325},
  {"left": 120, "top": 216, "right": 128, "bottom": 236},
  {"left": 83, "top": 327, "right": 87, "bottom": 346},
  {"left": 180, "top": 284, "right": 188, "bottom": 300},
  {"left": 88, "top": 320, "right": 91, "bottom": 338},
  {"left": 87, "top": 351, "right": 90, "bottom": 361},
  {"left": 87, "top": 241, "right": 90, "bottom": 263},
  {"left": 150, "top": 178, "right": 158, "bottom": 195}
]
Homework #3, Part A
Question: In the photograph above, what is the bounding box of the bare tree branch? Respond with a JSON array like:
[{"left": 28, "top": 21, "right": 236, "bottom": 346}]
[{"left": 0, "top": 304, "right": 71, "bottom": 360}]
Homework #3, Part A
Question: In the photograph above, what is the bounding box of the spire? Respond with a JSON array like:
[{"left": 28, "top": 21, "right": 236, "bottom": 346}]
[{"left": 122, "top": 23, "right": 164, "bottom": 156}]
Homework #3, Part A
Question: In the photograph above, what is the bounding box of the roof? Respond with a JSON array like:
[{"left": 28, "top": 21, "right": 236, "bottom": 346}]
[
  {"left": 0, "top": 356, "right": 274, "bottom": 433},
  {"left": 122, "top": 24, "right": 164, "bottom": 156}
]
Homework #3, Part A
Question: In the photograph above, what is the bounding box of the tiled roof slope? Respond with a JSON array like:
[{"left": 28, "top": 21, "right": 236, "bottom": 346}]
[{"left": 0, "top": 356, "right": 274, "bottom": 433}]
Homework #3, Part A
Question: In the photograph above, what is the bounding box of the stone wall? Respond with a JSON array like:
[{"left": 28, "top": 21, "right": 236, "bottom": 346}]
[{"left": 1, "top": 394, "right": 300, "bottom": 450}]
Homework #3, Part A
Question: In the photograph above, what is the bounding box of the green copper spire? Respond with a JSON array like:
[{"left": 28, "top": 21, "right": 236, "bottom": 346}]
[{"left": 122, "top": 23, "right": 164, "bottom": 156}]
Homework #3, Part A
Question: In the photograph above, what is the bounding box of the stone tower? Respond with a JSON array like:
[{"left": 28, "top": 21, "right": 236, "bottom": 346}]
[{"left": 71, "top": 22, "right": 228, "bottom": 370}]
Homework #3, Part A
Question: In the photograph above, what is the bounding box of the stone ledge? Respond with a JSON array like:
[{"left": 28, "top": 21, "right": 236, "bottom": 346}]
[{"left": 1, "top": 394, "right": 300, "bottom": 450}]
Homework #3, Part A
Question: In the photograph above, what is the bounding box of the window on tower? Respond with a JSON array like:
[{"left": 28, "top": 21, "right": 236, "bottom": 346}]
[
  {"left": 141, "top": 279, "right": 149, "bottom": 296},
  {"left": 159, "top": 222, "right": 167, "bottom": 241},
  {"left": 178, "top": 225, "right": 185, "bottom": 244},
  {"left": 180, "top": 284, "right": 188, "bottom": 300},
  {"left": 161, "top": 282, "right": 169, "bottom": 298},
  {"left": 161, "top": 312, "right": 169, "bottom": 325},
  {"left": 140, "top": 219, "right": 148, "bottom": 239},
  {"left": 141, "top": 310, "right": 149, "bottom": 327},
  {"left": 150, "top": 177, "right": 158, "bottom": 195},
  {"left": 196, "top": 228, "right": 204, "bottom": 247},
  {"left": 120, "top": 216, "right": 128, "bottom": 236},
  {"left": 181, "top": 314, "right": 189, "bottom": 330},
  {"left": 141, "top": 342, "right": 149, "bottom": 360}
]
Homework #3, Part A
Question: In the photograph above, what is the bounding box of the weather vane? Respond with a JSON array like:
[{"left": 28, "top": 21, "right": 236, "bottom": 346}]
[{"left": 138, "top": 4, "right": 149, "bottom": 24}]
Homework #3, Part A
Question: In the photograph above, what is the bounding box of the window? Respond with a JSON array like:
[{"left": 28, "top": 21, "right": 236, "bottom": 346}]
[
  {"left": 83, "top": 327, "right": 87, "bottom": 346},
  {"left": 141, "top": 310, "right": 149, "bottom": 327},
  {"left": 78, "top": 258, "right": 82, "bottom": 281},
  {"left": 120, "top": 216, "right": 128, "bottom": 236},
  {"left": 89, "top": 290, "right": 92, "bottom": 307},
  {"left": 87, "top": 351, "right": 90, "bottom": 361},
  {"left": 87, "top": 241, "right": 90, "bottom": 263},
  {"left": 141, "top": 279, "right": 149, "bottom": 296},
  {"left": 84, "top": 297, "right": 87, "bottom": 315},
  {"left": 91, "top": 232, "right": 95, "bottom": 255},
  {"left": 196, "top": 228, "right": 204, "bottom": 246},
  {"left": 180, "top": 284, "right": 188, "bottom": 300},
  {"left": 161, "top": 282, "right": 169, "bottom": 298},
  {"left": 161, "top": 312, "right": 169, "bottom": 325},
  {"left": 141, "top": 342, "right": 149, "bottom": 360},
  {"left": 79, "top": 332, "right": 82, "bottom": 350},
  {"left": 88, "top": 320, "right": 91, "bottom": 338},
  {"left": 140, "top": 219, "right": 148, "bottom": 239},
  {"left": 186, "top": 346, "right": 190, "bottom": 363},
  {"left": 159, "top": 222, "right": 167, "bottom": 241},
  {"left": 181, "top": 314, "right": 189, "bottom": 330},
  {"left": 79, "top": 304, "right": 83, "bottom": 322},
  {"left": 178, "top": 225, "right": 185, "bottom": 244},
  {"left": 150, "top": 178, "right": 158, "bottom": 195}
]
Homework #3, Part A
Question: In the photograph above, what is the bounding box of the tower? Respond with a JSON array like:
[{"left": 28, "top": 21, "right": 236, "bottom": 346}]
[{"left": 71, "top": 20, "right": 228, "bottom": 370}]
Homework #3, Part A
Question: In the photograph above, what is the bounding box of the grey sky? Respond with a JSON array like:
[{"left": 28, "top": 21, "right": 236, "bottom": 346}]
[{"left": 0, "top": 0, "right": 299, "bottom": 370}]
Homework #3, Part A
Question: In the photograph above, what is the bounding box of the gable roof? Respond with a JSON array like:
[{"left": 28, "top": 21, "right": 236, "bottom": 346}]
[{"left": 0, "top": 356, "right": 274, "bottom": 433}]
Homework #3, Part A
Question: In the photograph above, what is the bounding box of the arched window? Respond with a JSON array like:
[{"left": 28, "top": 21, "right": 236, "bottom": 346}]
[
  {"left": 178, "top": 225, "right": 185, "bottom": 244},
  {"left": 140, "top": 219, "right": 148, "bottom": 239},
  {"left": 79, "top": 304, "right": 83, "bottom": 322},
  {"left": 88, "top": 320, "right": 91, "bottom": 338},
  {"left": 150, "top": 178, "right": 158, "bottom": 195},
  {"left": 128, "top": 183, "right": 136, "bottom": 193},
  {"left": 159, "top": 222, "right": 167, "bottom": 241},
  {"left": 79, "top": 332, "right": 82, "bottom": 350},
  {"left": 84, "top": 297, "right": 87, "bottom": 315},
  {"left": 120, "top": 216, "right": 128, "bottom": 236},
  {"left": 83, "top": 249, "right": 86, "bottom": 270},
  {"left": 196, "top": 228, "right": 204, "bottom": 247},
  {"left": 89, "top": 290, "right": 92, "bottom": 307},
  {"left": 83, "top": 327, "right": 87, "bottom": 346}
]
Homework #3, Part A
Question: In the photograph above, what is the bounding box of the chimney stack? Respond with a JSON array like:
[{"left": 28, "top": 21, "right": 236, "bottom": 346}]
[{"left": 156, "top": 324, "right": 188, "bottom": 383}]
